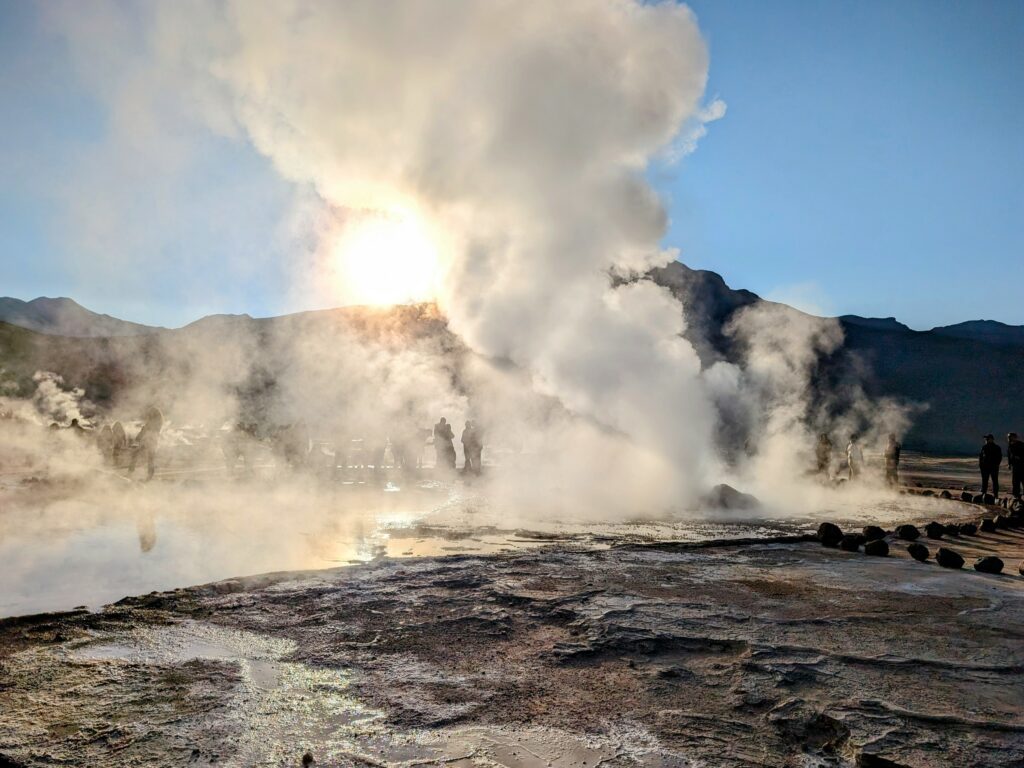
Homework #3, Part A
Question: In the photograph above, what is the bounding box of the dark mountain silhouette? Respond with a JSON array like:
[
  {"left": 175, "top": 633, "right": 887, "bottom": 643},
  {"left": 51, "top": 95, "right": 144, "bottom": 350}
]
[
  {"left": 0, "top": 297, "right": 160, "bottom": 337},
  {"left": 2, "top": 268, "right": 1021, "bottom": 454},
  {"left": 929, "top": 320, "right": 1024, "bottom": 348},
  {"left": 649, "top": 262, "right": 1022, "bottom": 454}
]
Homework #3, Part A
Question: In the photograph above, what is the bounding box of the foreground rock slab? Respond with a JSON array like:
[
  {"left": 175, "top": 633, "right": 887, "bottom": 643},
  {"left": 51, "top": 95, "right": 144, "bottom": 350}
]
[{"left": 2, "top": 540, "right": 1023, "bottom": 767}]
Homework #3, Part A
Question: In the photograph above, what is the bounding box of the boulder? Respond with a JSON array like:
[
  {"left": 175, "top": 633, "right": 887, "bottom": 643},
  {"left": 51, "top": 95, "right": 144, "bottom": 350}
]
[
  {"left": 936, "top": 548, "right": 964, "bottom": 569},
  {"left": 906, "top": 542, "right": 929, "bottom": 562},
  {"left": 839, "top": 534, "right": 861, "bottom": 552},
  {"left": 957, "top": 522, "right": 977, "bottom": 536},
  {"left": 983, "top": 493, "right": 996, "bottom": 505},
  {"left": 816, "top": 522, "right": 843, "bottom": 548},
  {"left": 939, "top": 490, "right": 952, "bottom": 499},
  {"left": 974, "top": 556, "right": 1004, "bottom": 575},
  {"left": 943, "top": 523, "right": 961, "bottom": 537},
  {"left": 960, "top": 491, "right": 974, "bottom": 502},
  {"left": 980, "top": 518, "right": 997, "bottom": 533},
  {"left": 862, "top": 525, "right": 886, "bottom": 542},
  {"left": 972, "top": 494, "right": 985, "bottom": 504},
  {"left": 894, "top": 524, "right": 920, "bottom": 541},
  {"left": 924, "top": 521, "right": 945, "bottom": 539},
  {"left": 864, "top": 539, "right": 889, "bottom": 557},
  {"left": 994, "top": 515, "right": 1010, "bottom": 529},
  {"left": 703, "top": 484, "right": 761, "bottom": 510},
  {"left": 920, "top": 489, "right": 934, "bottom": 497}
]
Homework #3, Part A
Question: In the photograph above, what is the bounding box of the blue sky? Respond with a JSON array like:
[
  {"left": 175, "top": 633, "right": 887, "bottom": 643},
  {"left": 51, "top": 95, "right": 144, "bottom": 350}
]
[{"left": 1, "top": 0, "right": 1022, "bottom": 329}]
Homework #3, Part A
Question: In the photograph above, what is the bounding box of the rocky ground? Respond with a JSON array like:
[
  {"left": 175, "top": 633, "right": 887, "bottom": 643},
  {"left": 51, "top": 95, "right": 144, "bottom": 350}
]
[{"left": 2, "top": 494, "right": 1023, "bottom": 768}]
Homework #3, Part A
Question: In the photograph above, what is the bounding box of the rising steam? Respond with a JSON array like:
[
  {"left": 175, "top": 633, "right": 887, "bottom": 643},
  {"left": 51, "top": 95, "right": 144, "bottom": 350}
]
[{"left": 21, "top": 0, "right": 915, "bottom": 517}]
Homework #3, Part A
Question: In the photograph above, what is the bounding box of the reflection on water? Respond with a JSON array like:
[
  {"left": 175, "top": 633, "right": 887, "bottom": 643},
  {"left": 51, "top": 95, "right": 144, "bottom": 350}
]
[{"left": 0, "top": 456, "right": 972, "bottom": 618}]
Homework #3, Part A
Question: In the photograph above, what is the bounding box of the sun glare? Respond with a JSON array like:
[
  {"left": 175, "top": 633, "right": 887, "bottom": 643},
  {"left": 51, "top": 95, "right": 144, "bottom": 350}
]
[{"left": 330, "top": 212, "right": 441, "bottom": 306}]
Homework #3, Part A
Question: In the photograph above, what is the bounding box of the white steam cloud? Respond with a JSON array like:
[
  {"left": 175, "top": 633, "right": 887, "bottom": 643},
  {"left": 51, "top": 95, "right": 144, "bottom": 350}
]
[{"left": 26, "top": 0, "right": 915, "bottom": 516}]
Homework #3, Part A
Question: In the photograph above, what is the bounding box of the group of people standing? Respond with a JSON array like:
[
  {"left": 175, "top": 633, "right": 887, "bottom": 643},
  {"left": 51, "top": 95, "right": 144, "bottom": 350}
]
[
  {"left": 432, "top": 417, "right": 484, "bottom": 475},
  {"left": 90, "top": 407, "right": 164, "bottom": 480},
  {"left": 814, "top": 432, "right": 902, "bottom": 486},
  {"left": 979, "top": 432, "right": 1024, "bottom": 499}
]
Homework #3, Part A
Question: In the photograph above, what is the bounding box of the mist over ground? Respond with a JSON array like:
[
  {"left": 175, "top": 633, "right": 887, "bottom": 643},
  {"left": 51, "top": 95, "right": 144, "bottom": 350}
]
[{"left": 1, "top": 0, "right": 918, "bottom": 520}]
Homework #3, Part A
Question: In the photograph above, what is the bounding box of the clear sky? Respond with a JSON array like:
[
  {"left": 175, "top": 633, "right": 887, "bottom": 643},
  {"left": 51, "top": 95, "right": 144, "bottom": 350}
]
[{"left": 1, "top": 0, "right": 1022, "bottom": 329}]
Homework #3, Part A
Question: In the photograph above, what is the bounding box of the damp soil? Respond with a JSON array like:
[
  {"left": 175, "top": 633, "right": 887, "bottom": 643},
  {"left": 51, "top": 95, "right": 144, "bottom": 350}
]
[{"left": 2, "top": 520, "right": 1024, "bottom": 767}]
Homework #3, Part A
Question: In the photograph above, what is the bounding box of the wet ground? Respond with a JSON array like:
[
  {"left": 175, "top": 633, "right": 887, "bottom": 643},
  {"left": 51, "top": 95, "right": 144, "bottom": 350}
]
[
  {"left": 2, "top": 522, "right": 1023, "bottom": 767},
  {"left": 0, "top": 453, "right": 987, "bottom": 618},
  {"left": 2, "top": 454, "right": 1023, "bottom": 766}
]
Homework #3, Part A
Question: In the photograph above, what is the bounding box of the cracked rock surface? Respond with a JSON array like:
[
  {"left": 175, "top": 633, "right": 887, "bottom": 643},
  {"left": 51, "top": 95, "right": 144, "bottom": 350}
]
[{"left": 2, "top": 539, "right": 1023, "bottom": 766}]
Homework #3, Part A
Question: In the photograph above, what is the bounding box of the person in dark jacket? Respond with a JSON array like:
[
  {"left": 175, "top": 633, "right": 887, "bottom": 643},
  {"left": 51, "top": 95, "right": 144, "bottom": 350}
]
[
  {"left": 433, "top": 417, "right": 456, "bottom": 470},
  {"left": 883, "top": 433, "right": 901, "bottom": 487},
  {"left": 979, "top": 434, "right": 1002, "bottom": 498},
  {"left": 1008, "top": 432, "right": 1024, "bottom": 499}
]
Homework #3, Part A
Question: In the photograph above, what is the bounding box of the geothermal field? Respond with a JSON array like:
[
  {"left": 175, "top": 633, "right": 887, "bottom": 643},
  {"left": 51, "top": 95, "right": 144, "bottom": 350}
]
[{"left": 2, "top": 1, "right": 1023, "bottom": 766}]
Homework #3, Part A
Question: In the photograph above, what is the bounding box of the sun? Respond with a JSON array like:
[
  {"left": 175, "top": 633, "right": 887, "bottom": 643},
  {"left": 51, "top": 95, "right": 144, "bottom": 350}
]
[{"left": 329, "top": 211, "right": 441, "bottom": 306}]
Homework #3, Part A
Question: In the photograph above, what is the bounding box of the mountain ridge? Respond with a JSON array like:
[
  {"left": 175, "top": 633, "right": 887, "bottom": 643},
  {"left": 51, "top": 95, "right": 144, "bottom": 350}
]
[
  {"left": 0, "top": 296, "right": 162, "bottom": 338},
  {"left": 2, "top": 266, "right": 1021, "bottom": 454}
]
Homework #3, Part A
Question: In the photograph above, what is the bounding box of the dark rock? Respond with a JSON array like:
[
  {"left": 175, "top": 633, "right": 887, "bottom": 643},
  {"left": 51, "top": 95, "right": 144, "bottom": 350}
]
[
  {"left": 703, "top": 484, "right": 761, "bottom": 510},
  {"left": 957, "top": 522, "right": 977, "bottom": 536},
  {"left": 936, "top": 548, "right": 964, "bottom": 569},
  {"left": 980, "top": 518, "right": 997, "bottom": 533},
  {"left": 816, "top": 522, "right": 843, "bottom": 548},
  {"left": 864, "top": 539, "right": 889, "bottom": 557},
  {"left": 302, "top": 753, "right": 315, "bottom": 767},
  {"left": 994, "top": 515, "right": 1010, "bottom": 529},
  {"left": 983, "top": 493, "right": 996, "bottom": 505},
  {"left": 924, "top": 521, "right": 945, "bottom": 539},
  {"left": 972, "top": 494, "right": 985, "bottom": 504},
  {"left": 920, "top": 489, "right": 934, "bottom": 497},
  {"left": 960, "top": 491, "right": 973, "bottom": 502},
  {"left": 839, "top": 534, "right": 861, "bottom": 552},
  {"left": 906, "top": 542, "right": 929, "bottom": 562},
  {"left": 943, "top": 523, "right": 960, "bottom": 537},
  {"left": 862, "top": 525, "right": 886, "bottom": 542},
  {"left": 974, "top": 556, "right": 1004, "bottom": 575},
  {"left": 939, "top": 490, "right": 952, "bottom": 499},
  {"left": 894, "top": 524, "right": 920, "bottom": 541},
  {"left": 857, "top": 751, "right": 912, "bottom": 767}
]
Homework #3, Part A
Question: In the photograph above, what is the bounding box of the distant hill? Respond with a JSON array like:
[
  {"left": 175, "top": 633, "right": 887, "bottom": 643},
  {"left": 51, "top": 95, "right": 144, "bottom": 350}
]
[
  {"left": 839, "top": 316, "right": 911, "bottom": 333},
  {"left": 929, "top": 320, "right": 1024, "bottom": 347},
  {"left": 0, "top": 297, "right": 160, "bottom": 337},
  {"left": 2, "top": 272, "right": 1022, "bottom": 454}
]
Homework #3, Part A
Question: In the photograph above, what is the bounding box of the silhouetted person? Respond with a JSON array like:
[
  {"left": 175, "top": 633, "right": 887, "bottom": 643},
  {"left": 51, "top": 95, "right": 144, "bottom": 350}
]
[
  {"left": 979, "top": 434, "right": 1002, "bottom": 498},
  {"left": 129, "top": 406, "right": 163, "bottom": 481},
  {"left": 461, "top": 420, "right": 483, "bottom": 475},
  {"left": 846, "top": 435, "right": 864, "bottom": 480},
  {"left": 111, "top": 421, "right": 128, "bottom": 465},
  {"left": 815, "top": 433, "right": 832, "bottom": 477},
  {"left": 433, "top": 417, "right": 456, "bottom": 470},
  {"left": 883, "top": 433, "right": 901, "bottom": 487},
  {"left": 1008, "top": 432, "right": 1024, "bottom": 499}
]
